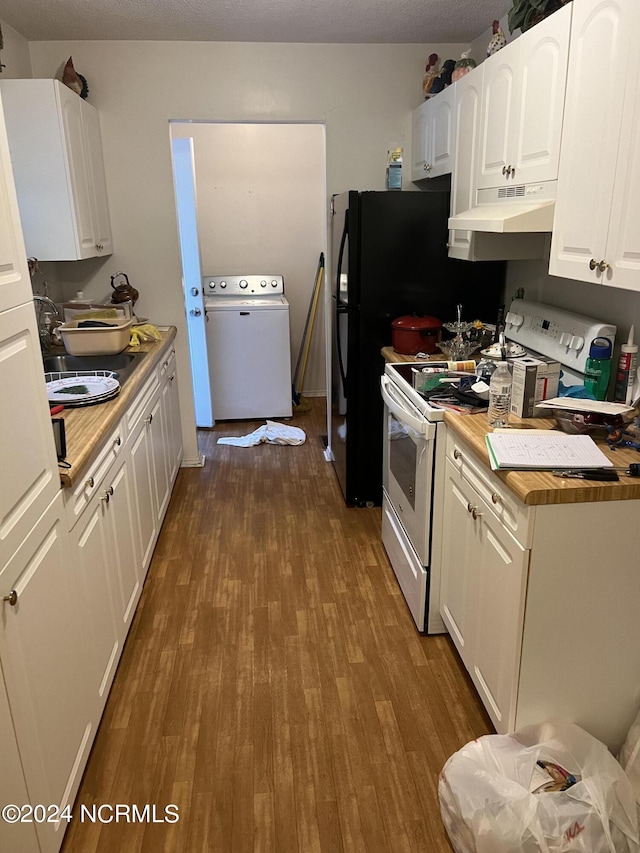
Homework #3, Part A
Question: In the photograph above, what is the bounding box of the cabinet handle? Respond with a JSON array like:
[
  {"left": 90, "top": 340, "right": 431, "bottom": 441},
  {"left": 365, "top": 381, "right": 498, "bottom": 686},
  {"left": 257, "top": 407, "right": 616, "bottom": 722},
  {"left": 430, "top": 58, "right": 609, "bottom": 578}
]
[
  {"left": 85, "top": 477, "right": 95, "bottom": 488},
  {"left": 169, "top": 374, "right": 175, "bottom": 382},
  {"left": 597, "top": 260, "right": 609, "bottom": 272},
  {"left": 3, "top": 590, "right": 18, "bottom": 606},
  {"left": 96, "top": 242, "right": 103, "bottom": 252},
  {"left": 466, "top": 502, "right": 474, "bottom": 513},
  {"left": 471, "top": 507, "right": 483, "bottom": 520},
  {"left": 101, "top": 492, "right": 110, "bottom": 504},
  {"left": 502, "top": 166, "right": 508, "bottom": 175},
  {"left": 106, "top": 486, "right": 114, "bottom": 496},
  {"left": 454, "top": 449, "right": 462, "bottom": 460},
  {"left": 491, "top": 493, "right": 501, "bottom": 505},
  {"left": 145, "top": 413, "right": 153, "bottom": 425},
  {"left": 163, "top": 360, "right": 169, "bottom": 369},
  {"left": 510, "top": 166, "right": 515, "bottom": 177},
  {"left": 113, "top": 436, "right": 121, "bottom": 448}
]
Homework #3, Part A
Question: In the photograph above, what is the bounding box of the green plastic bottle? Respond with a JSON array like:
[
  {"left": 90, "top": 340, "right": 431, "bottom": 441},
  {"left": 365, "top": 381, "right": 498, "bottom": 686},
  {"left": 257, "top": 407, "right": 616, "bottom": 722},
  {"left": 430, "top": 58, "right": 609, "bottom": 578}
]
[{"left": 584, "top": 337, "right": 612, "bottom": 401}]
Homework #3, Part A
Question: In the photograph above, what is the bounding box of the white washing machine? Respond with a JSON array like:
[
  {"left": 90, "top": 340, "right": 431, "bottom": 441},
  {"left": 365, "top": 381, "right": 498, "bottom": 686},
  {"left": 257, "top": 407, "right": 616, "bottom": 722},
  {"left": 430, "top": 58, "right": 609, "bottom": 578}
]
[{"left": 203, "top": 274, "right": 292, "bottom": 420}]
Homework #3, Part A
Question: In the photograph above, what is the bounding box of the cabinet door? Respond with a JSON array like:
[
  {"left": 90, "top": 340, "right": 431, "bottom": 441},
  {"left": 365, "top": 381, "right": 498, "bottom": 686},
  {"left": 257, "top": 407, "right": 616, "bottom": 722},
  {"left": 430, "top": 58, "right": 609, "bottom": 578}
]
[
  {"left": 105, "top": 455, "right": 142, "bottom": 639},
  {"left": 449, "top": 70, "right": 483, "bottom": 259},
  {"left": 129, "top": 417, "right": 158, "bottom": 573},
  {"left": 0, "top": 664, "right": 40, "bottom": 853},
  {"left": 477, "top": 47, "right": 517, "bottom": 189},
  {"left": 549, "top": 0, "right": 631, "bottom": 283},
  {"left": 149, "top": 394, "right": 170, "bottom": 524},
  {"left": 440, "top": 461, "right": 476, "bottom": 666},
  {"left": 73, "top": 492, "right": 121, "bottom": 718},
  {"left": 164, "top": 368, "right": 182, "bottom": 483},
  {"left": 0, "top": 493, "right": 93, "bottom": 853},
  {"left": 513, "top": 3, "right": 571, "bottom": 185},
  {"left": 470, "top": 493, "right": 529, "bottom": 734},
  {"left": 411, "top": 100, "right": 430, "bottom": 181},
  {"left": 81, "top": 102, "right": 113, "bottom": 256},
  {"left": 0, "top": 303, "right": 60, "bottom": 568},
  {"left": 58, "top": 84, "right": 97, "bottom": 258},
  {"left": 429, "top": 87, "right": 455, "bottom": 178},
  {"left": 0, "top": 93, "right": 32, "bottom": 313},
  {"left": 605, "top": 2, "right": 640, "bottom": 291}
]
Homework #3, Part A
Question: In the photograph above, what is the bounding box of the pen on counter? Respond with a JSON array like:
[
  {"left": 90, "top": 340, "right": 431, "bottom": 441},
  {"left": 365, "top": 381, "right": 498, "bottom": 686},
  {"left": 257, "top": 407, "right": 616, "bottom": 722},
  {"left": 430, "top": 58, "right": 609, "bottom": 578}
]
[{"left": 553, "top": 469, "right": 620, "bottom": 481}]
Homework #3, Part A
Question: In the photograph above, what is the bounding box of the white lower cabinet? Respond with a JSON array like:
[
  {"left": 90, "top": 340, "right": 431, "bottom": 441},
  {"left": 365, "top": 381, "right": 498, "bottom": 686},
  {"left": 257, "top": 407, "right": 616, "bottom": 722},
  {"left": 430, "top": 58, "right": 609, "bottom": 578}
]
[
  {"left": 441, "top": 430, "right": 640, "bottom": 751},
  {"left": 0, "top": 492, "right": 93, "bottom": 853},
  {"left": 441, "top": 456, "right": 528, "bottom": 732}
]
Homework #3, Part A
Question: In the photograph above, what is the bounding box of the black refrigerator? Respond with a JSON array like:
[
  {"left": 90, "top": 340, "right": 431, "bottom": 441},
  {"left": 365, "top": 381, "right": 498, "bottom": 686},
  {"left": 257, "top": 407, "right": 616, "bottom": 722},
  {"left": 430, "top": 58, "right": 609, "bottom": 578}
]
[{"left": 330, "top": 190, "right": 505, "bottom": 507}]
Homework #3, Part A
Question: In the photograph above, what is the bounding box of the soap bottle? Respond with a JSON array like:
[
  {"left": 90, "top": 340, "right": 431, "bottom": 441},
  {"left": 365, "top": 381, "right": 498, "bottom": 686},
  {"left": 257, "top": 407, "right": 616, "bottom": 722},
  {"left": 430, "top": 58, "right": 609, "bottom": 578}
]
[
  {"left": 584, "top": 337, "right": 613, "bottom": 401},
  {"left": 613, "top": 326, "right": 638, "bottom": 405},
  {"left": 487, "top": 361, "right": 512, "bottom": 428}
]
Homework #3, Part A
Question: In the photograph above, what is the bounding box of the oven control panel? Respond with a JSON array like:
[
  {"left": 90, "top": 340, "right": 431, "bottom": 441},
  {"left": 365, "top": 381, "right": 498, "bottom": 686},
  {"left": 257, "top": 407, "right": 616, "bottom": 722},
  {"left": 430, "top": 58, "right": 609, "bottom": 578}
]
[
  {"left": 203, "top": 274, "right": 284, "bottom": 296},
  {"left": 505, "top": 299, "right": 616, "bottom": 374}
]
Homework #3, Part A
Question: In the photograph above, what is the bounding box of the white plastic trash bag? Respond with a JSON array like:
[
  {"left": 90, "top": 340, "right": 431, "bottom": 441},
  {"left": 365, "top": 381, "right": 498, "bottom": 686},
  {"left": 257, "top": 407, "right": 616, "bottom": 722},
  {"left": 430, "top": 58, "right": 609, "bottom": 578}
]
[{"left": 439, "top": 721, "right": 639, "bottom": 853}]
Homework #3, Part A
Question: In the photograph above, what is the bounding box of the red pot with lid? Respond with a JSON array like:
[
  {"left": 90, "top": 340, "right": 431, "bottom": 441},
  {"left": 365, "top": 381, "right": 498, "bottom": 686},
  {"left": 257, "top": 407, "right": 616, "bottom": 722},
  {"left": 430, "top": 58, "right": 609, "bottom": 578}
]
[{"left": 391, "top": 314, "right": 442, "bottom": 355}]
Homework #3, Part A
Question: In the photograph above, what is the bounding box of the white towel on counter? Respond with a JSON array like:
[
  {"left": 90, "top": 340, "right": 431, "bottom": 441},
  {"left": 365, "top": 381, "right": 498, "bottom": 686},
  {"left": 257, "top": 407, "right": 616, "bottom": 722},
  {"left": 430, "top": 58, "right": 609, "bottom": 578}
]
[{"left": 217, "top": 420, "right": 306, "bottom": 447}]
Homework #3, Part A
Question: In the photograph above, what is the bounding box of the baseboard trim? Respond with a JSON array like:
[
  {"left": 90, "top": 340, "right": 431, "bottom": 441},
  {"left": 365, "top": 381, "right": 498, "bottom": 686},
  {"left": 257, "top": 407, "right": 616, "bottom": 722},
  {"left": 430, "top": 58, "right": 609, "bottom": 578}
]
[{"left": 180, "top": 453, "right": 206, "bottom": 468}]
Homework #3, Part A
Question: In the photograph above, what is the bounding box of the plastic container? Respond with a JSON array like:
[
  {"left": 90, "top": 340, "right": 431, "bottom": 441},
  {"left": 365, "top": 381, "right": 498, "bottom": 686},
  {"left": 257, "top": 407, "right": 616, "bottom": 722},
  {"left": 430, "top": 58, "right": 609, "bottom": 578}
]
[
  {"left": 614, "top": 326, "right": 638, "bottom": 405},
  {"left": 487, "top": 361, "right": 512, "bottom": 428},
  {"left": 584, "top": 337, "right": 613, "bottom": 401},
  {"left": 59, "top": 318, "right": 132, "bottom": 356}
]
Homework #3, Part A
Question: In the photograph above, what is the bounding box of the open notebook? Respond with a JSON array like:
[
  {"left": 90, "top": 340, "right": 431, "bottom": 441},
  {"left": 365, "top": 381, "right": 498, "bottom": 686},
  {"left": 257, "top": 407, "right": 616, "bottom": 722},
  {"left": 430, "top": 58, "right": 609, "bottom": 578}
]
[{"left": 485, "top": 432, "right": 613, "bottom": 471}]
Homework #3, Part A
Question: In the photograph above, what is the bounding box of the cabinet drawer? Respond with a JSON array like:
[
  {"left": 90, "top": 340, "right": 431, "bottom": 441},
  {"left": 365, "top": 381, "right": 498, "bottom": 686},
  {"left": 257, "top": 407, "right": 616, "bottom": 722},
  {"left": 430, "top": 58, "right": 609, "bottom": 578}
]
[
  {"left": 445, "top": 431, "right": 532, "bottom": 548},
  {"left": 125, "top": 370, "right": 159, "bottom": 435},
  {"left": 65, "top": 424, "right": 124, "bottom": 529},
  {"left": 157, "top": 346, "right": 176, "bottom": 382}
]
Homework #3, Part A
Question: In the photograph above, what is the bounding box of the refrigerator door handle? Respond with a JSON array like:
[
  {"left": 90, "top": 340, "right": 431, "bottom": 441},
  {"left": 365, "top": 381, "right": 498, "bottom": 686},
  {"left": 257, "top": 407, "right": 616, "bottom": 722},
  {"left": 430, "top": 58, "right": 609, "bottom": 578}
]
[
  {"left": 336, "top": 210, "right": 349, "bottom": 305},
  {"left": 335, "top": 300, "right": 348, "bottom": 393}
]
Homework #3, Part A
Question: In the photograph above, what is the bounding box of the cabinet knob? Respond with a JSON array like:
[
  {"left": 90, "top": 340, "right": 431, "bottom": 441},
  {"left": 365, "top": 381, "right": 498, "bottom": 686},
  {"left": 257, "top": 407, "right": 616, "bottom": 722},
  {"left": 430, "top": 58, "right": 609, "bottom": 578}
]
[
  {"left": 85, "top": 477, "right": 95, "bottom": 488},
  {"left": 491, "top": 493, "right": 501, "bottom": 505},
  {"left": 3, "top": 590, "right": 18, "bottom": 606},
  {"left": 145, "top": 413, "right": 153, "bottom": 425},
  {"left": 466, "top": 501, "right": 474, "bottom": 513},
  {"left": 471, "top": 507, "right": 483, "bottom": 520},
  {"left": 106, "top": 486, "right": 114, "bottom": 496},
  {"left": 113, "top": 436, "right": 121, "bottom": 448},
  {"left": 169, "top": 374, "right": 175, "bottom": 382},
  {"left": 101, "top": 492, "right": 110, "bottom": 504},
  {"left": 510, "top": 166, "right": 515, "bottom": 177},
  {"left": 454, "top": 449, "right": 462, "bottom": 460},
  {"left": 502, "top": 166, "right": 508, "bottom": 176},
  {"left": 96, "top": 242, "right": 104, "bottom": 252},
  {"left": 589, "top": 258, "right": 609, "bottom": 273}
]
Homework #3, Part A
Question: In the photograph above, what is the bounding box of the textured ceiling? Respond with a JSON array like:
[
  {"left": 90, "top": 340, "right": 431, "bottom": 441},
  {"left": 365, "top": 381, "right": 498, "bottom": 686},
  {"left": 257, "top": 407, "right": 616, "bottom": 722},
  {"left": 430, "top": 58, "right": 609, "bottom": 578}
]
[{"left": 2, "top": 0, "right": 511, "bottom": 44}]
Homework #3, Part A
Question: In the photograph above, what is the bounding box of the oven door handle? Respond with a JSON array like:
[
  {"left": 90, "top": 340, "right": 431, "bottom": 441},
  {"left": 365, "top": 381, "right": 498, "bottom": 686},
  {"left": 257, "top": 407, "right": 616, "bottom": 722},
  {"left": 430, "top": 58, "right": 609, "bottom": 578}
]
[{"left": 380, "top": 376, "right": 435, "bottom": 437}]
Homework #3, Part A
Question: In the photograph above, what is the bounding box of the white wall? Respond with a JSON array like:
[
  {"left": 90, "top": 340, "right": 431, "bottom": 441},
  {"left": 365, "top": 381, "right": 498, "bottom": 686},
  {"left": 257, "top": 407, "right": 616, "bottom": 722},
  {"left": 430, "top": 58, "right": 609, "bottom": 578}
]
[
  {"left": 26, "top": 39, "right": 465, "bottom": 457},
  {"left": 170, "top": 121, "right": 326, "bottom": 395},
  {"left": 0, "top": 20, "right": 32, "bottom": 79}
]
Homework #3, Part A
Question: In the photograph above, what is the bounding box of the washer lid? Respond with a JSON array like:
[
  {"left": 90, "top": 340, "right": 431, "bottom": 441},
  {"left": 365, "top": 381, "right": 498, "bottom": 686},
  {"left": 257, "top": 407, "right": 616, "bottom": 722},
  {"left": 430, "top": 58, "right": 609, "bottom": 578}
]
[{"left": 204, "top": 295, "right": 288, "bottom": 309}]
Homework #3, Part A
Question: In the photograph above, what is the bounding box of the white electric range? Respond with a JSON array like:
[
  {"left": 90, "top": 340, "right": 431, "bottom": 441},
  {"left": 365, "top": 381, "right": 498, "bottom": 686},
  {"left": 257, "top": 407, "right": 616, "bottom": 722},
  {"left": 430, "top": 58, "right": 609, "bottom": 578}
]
[{"left": 380, "top": 299, "right": 617, "bottom": 634}]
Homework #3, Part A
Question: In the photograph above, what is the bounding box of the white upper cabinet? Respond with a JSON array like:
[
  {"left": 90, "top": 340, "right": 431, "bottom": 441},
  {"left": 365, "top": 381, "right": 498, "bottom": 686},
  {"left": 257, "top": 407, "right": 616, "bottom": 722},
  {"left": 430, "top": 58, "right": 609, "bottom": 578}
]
[
  {"left": 550, "top": 0, "right": 640, "bottom": 290},
  {"left": 0, "top": 79, "right": 113, "bottom": 261},
  {"left": 411, "top": 86, "right": 455, "bottom": 182},
  {"left": 449, "top": 69, "right": 483, "bottom": 259},
  {"left": 0, "top": 92, "right": 32, "bottom": 313},
  {"left": 478, "top": 3, "right": 571, "bottom": 190}
]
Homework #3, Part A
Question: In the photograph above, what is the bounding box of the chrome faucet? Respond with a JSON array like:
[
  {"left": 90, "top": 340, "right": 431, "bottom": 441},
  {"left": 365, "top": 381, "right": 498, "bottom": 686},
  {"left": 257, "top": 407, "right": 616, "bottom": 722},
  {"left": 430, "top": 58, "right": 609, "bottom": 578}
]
[{"left": 33, "top": 294, "right": 60, "bottom": 351}]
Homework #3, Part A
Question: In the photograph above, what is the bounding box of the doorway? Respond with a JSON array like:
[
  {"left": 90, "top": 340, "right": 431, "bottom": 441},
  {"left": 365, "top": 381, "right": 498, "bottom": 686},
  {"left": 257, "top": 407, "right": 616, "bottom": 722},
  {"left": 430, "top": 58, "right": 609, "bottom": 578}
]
[{"left": 170, "top": 122, "right": 327, "bottom": 427}]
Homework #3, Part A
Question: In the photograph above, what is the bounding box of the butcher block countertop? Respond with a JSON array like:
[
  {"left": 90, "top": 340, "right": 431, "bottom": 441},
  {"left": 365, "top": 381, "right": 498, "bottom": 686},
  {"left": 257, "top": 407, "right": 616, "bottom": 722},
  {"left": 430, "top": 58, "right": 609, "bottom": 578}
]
[
  {"left": 380, "top": 345, "right": 640, "bottom": 506},
  {"left": 444, "top": 412, "right": 640, "bottom": 506},
  {"left": 54, "top": 328, "right": 177, "bottom": 488}
]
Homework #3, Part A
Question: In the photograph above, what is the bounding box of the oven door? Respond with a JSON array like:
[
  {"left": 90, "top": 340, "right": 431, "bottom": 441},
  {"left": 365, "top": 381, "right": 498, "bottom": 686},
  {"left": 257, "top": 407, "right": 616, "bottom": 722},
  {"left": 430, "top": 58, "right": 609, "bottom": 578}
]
[{"left": 380, "top": 375, "right": 435, "bottom": 566}]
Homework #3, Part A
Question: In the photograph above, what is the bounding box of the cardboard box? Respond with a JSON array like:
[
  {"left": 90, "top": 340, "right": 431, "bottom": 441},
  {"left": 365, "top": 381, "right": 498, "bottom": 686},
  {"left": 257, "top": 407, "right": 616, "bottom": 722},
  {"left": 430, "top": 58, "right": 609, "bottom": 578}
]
[{"left": 510, "top": 355, "right": 560, "bottom": 418}]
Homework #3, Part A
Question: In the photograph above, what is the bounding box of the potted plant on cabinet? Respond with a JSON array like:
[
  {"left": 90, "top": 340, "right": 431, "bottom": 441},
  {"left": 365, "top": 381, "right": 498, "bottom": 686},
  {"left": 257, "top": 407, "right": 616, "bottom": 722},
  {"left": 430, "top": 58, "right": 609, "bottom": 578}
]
[{"left": 508, "top": 0, "right": 570, "bottom": 33}]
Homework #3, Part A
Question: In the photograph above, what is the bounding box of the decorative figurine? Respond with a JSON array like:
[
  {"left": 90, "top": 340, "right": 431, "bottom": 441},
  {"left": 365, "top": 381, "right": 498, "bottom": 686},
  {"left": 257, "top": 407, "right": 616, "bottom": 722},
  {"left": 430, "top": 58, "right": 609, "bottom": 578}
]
[
  {"left": 430, "top": 59, "right": 456, "bottom": 95},
  {"left": 487, "top": 20, "right": 507, "bottom": 56},
  {"left": 422, "top": 53, "right": 439, "bottom": 98},
  {"left": 452, "top": 49, "right": 477, "bottom": 83},
  {"left": 62, "top": 56, "right": 89, "bottom": 99}
]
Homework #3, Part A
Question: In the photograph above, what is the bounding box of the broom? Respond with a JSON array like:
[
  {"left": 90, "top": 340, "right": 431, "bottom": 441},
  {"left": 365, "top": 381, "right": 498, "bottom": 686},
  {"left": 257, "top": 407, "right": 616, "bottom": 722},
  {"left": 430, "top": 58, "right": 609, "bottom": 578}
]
[{"left": 292, "top": 253, "right": 324, "bottom": 409}]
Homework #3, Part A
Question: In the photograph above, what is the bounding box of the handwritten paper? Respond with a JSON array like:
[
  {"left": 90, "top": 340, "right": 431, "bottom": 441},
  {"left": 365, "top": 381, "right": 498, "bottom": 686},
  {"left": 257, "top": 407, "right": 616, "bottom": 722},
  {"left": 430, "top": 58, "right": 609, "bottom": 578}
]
[{"left": 485, "top": 432, "right": 613, "bottom": 471}]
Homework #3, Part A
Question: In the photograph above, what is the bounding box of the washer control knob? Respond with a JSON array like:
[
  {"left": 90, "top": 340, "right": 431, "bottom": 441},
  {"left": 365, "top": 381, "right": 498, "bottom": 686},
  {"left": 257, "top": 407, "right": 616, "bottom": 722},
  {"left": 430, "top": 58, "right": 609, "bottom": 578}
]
[
  {"left": 208, "top": 281, "right": 216, "bottom": 289},
  {"left": 260, "top": 280, "right": 267, "bottom": 287},
  {"left": 219, "top": 281, "right": 227, "bottom": 288},
  {"left": 239, "top": 279, "right": 248, "bottom": 289},
  {"left": 271, "top": 279, "right": 278, "bottom": 287}
]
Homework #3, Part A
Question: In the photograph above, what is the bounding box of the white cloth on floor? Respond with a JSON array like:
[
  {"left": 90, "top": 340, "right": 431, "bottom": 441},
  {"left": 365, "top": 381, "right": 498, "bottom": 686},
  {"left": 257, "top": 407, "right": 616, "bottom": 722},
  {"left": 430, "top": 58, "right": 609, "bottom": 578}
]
[{"left": 217, "top": 420, "right": 306, "bottom": 447}]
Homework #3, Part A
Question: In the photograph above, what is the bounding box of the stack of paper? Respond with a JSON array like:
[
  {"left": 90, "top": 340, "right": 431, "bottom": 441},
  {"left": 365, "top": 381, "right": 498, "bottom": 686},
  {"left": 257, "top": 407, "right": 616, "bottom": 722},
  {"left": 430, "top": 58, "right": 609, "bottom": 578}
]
[{"left": 485, "top": 432, "right": 613, "bottom": 472}]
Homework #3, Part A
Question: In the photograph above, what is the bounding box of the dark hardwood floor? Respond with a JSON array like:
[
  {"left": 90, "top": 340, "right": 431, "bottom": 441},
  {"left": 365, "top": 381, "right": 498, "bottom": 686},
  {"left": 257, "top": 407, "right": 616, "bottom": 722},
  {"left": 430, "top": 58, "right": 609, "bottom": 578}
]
[{"left": 61, "top": 398, "right": 492, "bottom": 853}]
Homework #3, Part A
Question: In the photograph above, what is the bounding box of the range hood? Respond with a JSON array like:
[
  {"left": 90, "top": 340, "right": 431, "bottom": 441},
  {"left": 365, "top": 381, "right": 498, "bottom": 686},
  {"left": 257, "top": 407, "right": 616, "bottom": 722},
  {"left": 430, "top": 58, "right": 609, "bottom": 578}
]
[{"left": 449, "top": 182, "right": 556, "bottom": 234}]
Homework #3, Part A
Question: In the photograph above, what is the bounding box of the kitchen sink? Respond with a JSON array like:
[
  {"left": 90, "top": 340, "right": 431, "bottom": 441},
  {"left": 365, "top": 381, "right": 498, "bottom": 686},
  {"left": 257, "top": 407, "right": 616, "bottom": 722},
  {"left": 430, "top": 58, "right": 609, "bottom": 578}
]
[{"left": 42, "top": 351, "right": 148, "bottom": 386}]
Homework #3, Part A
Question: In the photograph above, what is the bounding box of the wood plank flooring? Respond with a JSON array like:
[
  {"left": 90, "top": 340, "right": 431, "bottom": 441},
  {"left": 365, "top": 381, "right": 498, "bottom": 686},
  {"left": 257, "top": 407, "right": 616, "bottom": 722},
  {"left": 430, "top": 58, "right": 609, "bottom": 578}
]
[{"left": 62, "top": 399, "right": 492, "bottom": 853}]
